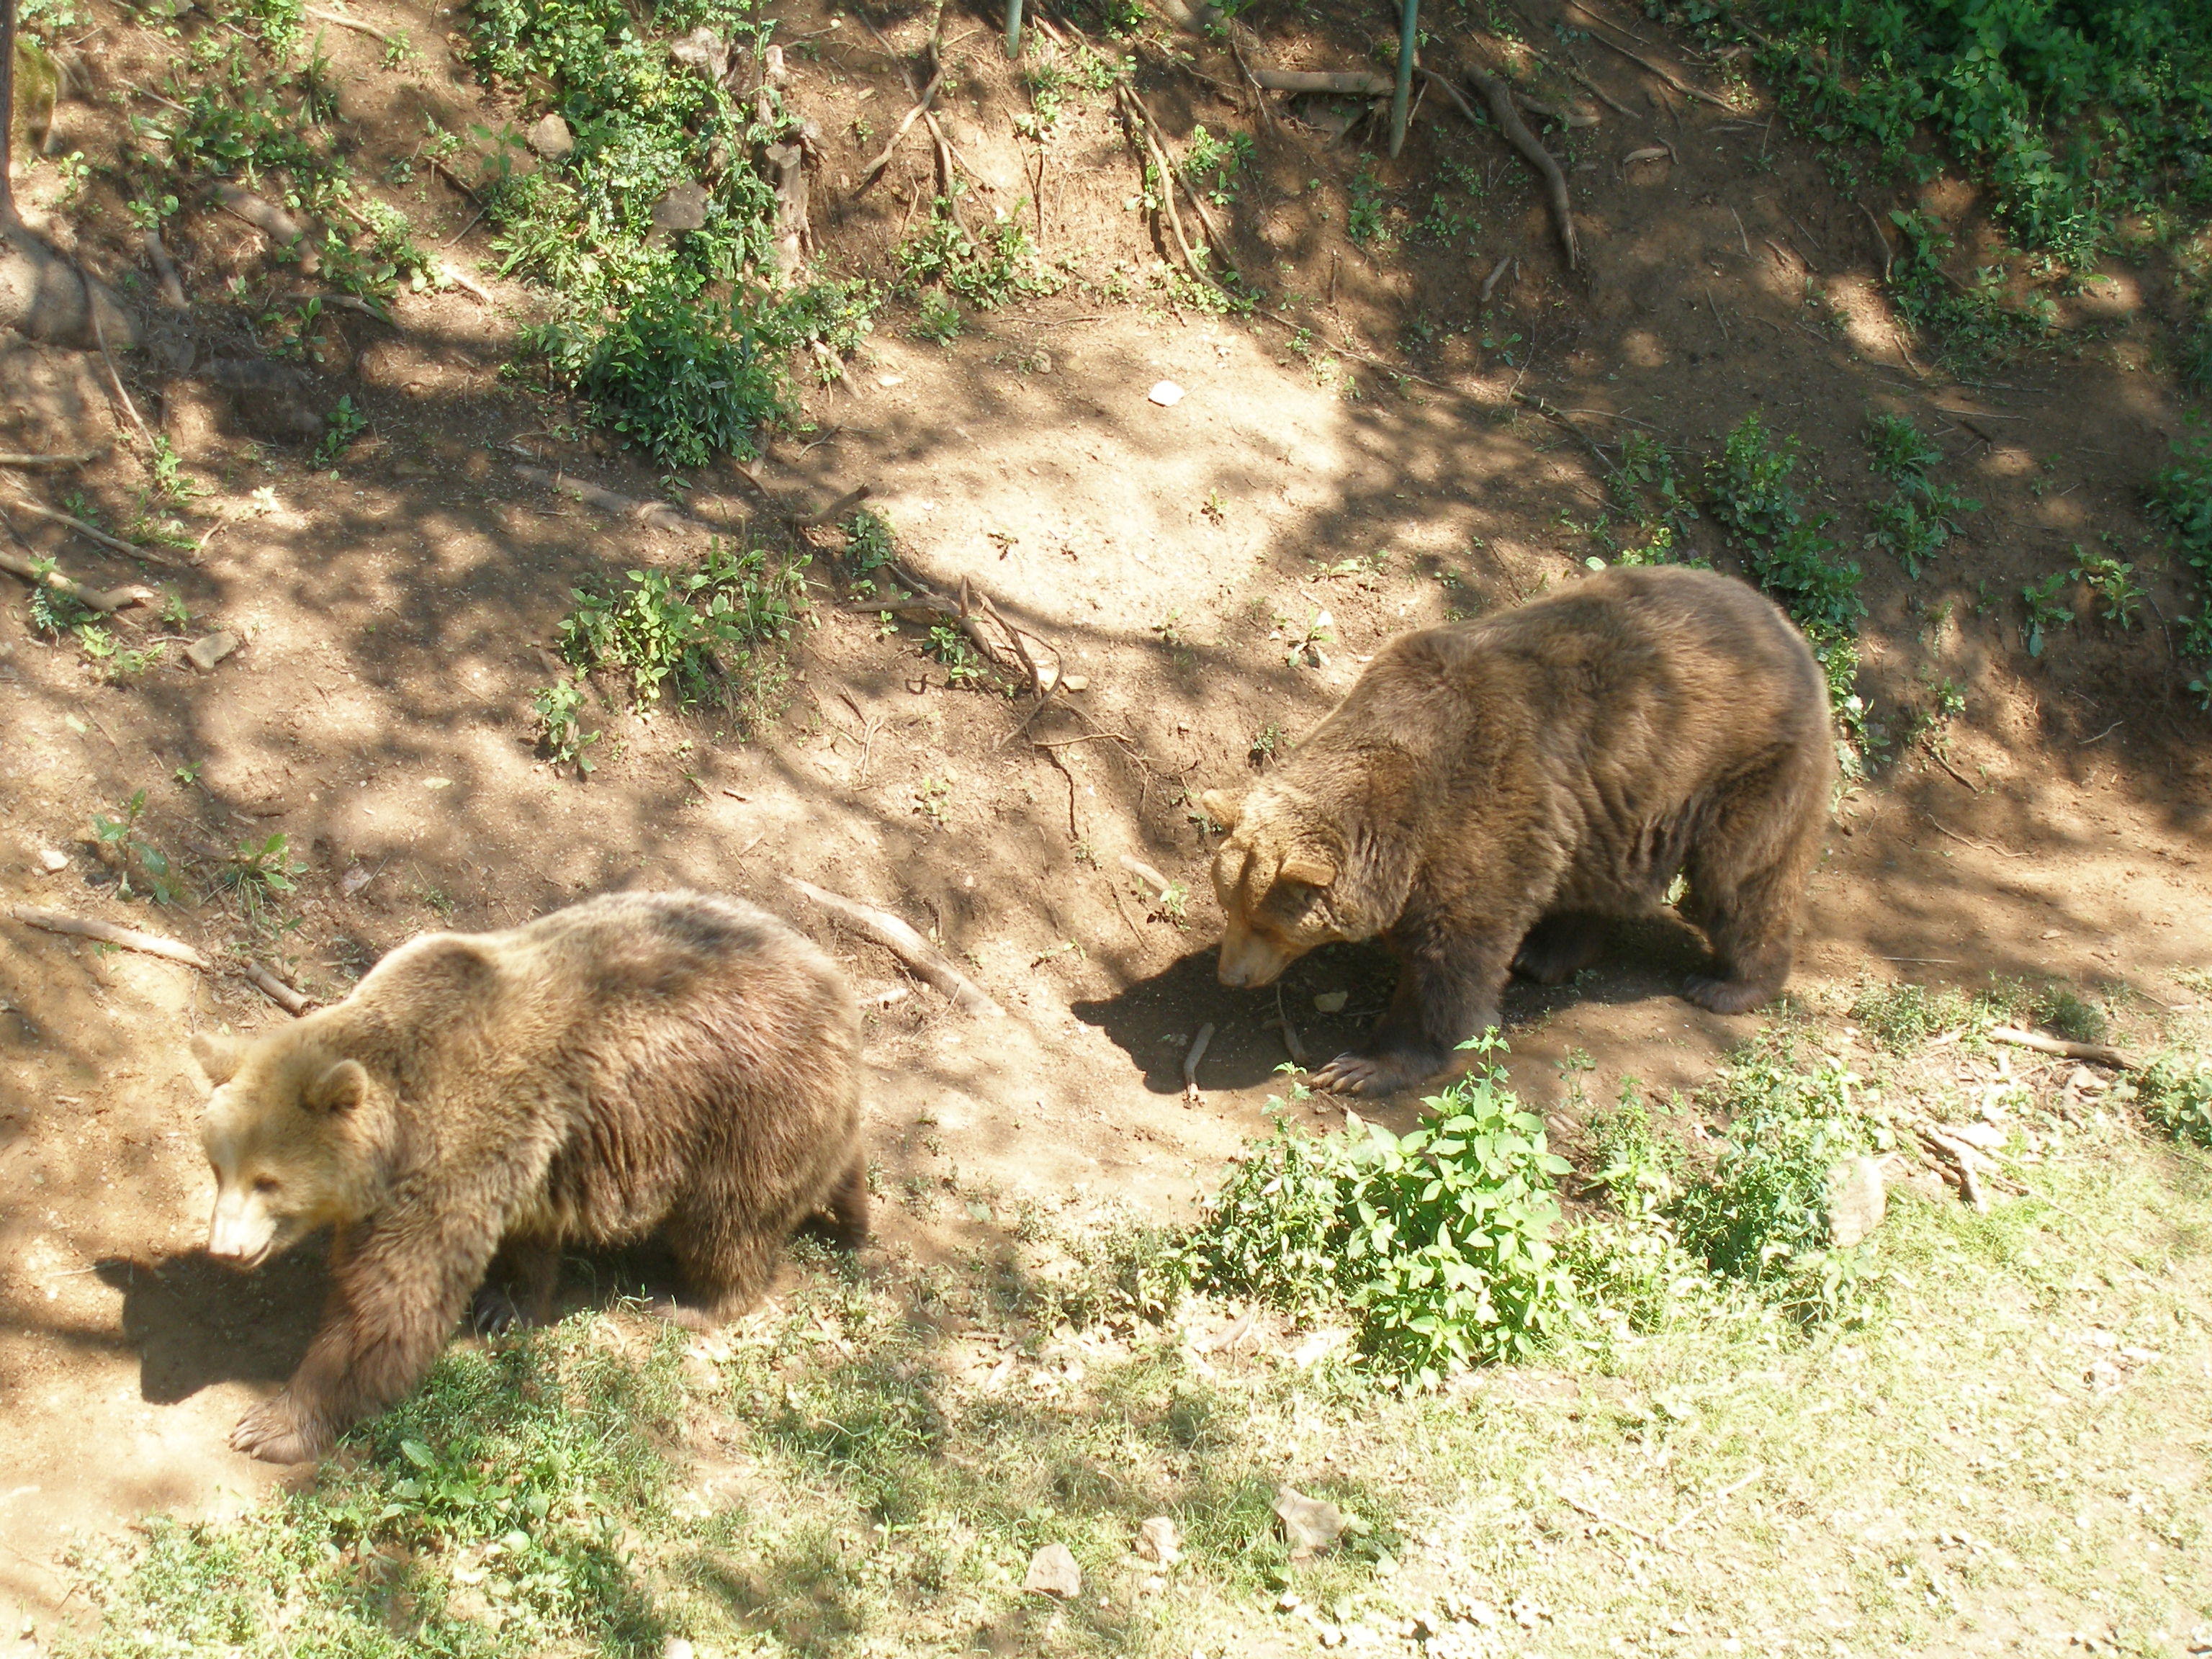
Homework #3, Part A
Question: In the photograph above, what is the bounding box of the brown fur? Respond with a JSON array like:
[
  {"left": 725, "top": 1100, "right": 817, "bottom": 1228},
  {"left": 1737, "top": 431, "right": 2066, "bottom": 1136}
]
[
  {"left": 1203, "top": 566, "right": 1835, "bottom": 1094},
  {"left": 192, "top": 889, "right": 866, "bottom": 1463}
]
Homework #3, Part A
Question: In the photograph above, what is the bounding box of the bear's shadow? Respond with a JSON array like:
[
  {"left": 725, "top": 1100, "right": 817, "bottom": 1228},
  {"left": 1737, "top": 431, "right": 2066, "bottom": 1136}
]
[
  {"left": 1073, "top": 915, "right": 1718, "bottom": 1095},
  {"left": 99, "top": 1230, "right": 817, "bottom": 1406}
]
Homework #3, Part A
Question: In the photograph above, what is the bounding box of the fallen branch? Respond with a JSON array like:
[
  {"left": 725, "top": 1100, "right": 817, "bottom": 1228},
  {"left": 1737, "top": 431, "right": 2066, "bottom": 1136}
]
[
  {"left": 12, "top": 906, "right": 212, "bottom": 968},
  {"left": 1512, "top": 390, "right": 1610, "bottom": 465},
  {"left": 81, "top": 258, "right": 156, "bottom": 455},
  {"left": 858, "top": 62, "right": 946, "bottom": 186},
  {"left": 1274, "top": 982, "right": 1308, "bottom": 1066},
  {"left": 1480, "top": 253, "right": 1513, "bottom": 302},
  {"left": 786, "top": 876, "right": 1006, "bottom": 1018},
  {"left": 0, "top": 448, "right": 101, "bottom": 467},
  {"left": 1182, "top": 1020, "right": 1215, "bottom": 1105},
  {"left": 438, "top": 261, "right": 491, "bottom": 303},
  {"left": 1580, "top": 28, "right": 1732, "bottom": 106},
  {"left": 244, "top": 961, "right": 312, "bottom": 1014},
  {"left": 1455, "top": 67, "right": 1578, "bottom": 269},
  {"left": 789, "top": 484, "right": 873, "bottom": 527},
  {"left": 1917, "top": 1125, "right": 1990, "bottom": 1214},
  {"left": 0, "top": 547, "right": 154, "bottom": 612},
  {"left": 513, "top": 464, "right": 691, "bottom": 533},
  {"left": 1987, "top": 1025, "right": 2139, "bottom": 1072},
  {"left": 1557, "top": 1492, "right": 1675, "bottom": 1553},
  {"left": 1924, "top": 814, "right": 2021, "bottom": 859},
  {"left": 304, "top": 4, "right": 391, "bottom": 42},
  {"left": 6, "top": 494, "right": 185, "bottom": 567},
  {"left": 210, "top": 182, "right": 321, "bottom": 274},
  {"left": 1252, "top": 68, "right": 1391, "bottom": 95}
]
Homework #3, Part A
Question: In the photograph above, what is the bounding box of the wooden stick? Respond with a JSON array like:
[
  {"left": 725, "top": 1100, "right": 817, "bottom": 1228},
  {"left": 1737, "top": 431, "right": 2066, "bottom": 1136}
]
[
  {"left": 304, "top": 4, "right": 390, "bottom": 42},
  {"left": 0, "top": 448, "right": 101, "bottom": 466},
  {"left": 5, "top": 495, "right": 184, "bottom": 566},
  {"left": 512, "top": 464, "right": 691, "bottom": 533},
  {"left": 0, "top": 547, "right": 153, "bottom": 612},
  {"left": 82, "top": 259, "right": 155, "bottom": 455},
  {"left": 1455, "top": 67, "right": 1578, "bottom": 269},
  {"left": 1917, "top": 1125, "right": 1989, "bottom": 1214},
  {"left": 858, "top": 63, "right": 945, "bottom": 186},
  {"left": 786, "top": 876, "right": 1006, "bottom": 1017},
  {"left": 1274, "top": 982, "right": 1308, "bottom": 1066},
  {"left": 12, "top": 906, "right": 212, "bottom": 968},
  {"left": 1580, "top": 29, "right": 1731, "bottom": 106},
  {"left": 1182, "top": 1020, "right": 1215, "bottom": 1103},
  {"left": 243, "top": 961, "right": 311, "bottom": 1013},
  {"left": 1118, "top": 854, "right": 1171, "bottom": 896},
  {"left": 1987, "top": 1025, "right": 2138, "bottom": 1071},
  {"left": 1252, "top": 68, "right": 1392, "bottom": 95},
  {"left": 789, "top": 484, "right": 873, "bottom": 527}
]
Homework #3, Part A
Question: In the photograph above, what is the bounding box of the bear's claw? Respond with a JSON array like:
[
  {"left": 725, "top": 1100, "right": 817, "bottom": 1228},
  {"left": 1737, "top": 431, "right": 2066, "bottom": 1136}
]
[
  {"left": 230, "top": 1398, "right": 323, "bottom": 1465},
  {"left": 1308, "top": 1048, "right": 1437, "bottom": 1096},
  {"left": 1681, "top": 974, "right": 1774, "bottom": 1015}
]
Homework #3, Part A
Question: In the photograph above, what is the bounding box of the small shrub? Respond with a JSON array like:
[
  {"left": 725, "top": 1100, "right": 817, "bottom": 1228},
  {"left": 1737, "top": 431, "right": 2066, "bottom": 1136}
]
[
  {"left": 1184, "top": 1040, "right": 1581, "bottom": 1387},
  {"left": 2020, "top": 570, "right": 2074, "bottom": 657},
  {"left": 313, "top": 394, "right": 368, "bottom": 466},
  {"left": 531, "top": 677, "right": 599, "bottom": 775},
  {"left": 1869, "top": 480, "right": 1978, "bottom": 580},
  {"left": 208, "top": 832, "right": 307, "bottom": 930},
  {"left": 2033, "top": 984, "right": 2107, "bottom": 1045},
  {"left": 2070, "top": 549, "right": 2144, "bottom": 629},
  {"left": 89, "top": 790, "right": 179, "bottom": 904},
  {"left": 1851, "top": 980, "right": 1977, "bottom": 1053},
  {"left": 2141, "top": 1052, "right": 2212, "bottom": 1148},
  {"left": 555, "top": 542, "right": 809, "bottom": 719},
  {"left": 896, "top": 199, "right": 1064, "bottom": 309},
  {"left": 1862, "top": 410, "right": 1941, "bottom": 483}
]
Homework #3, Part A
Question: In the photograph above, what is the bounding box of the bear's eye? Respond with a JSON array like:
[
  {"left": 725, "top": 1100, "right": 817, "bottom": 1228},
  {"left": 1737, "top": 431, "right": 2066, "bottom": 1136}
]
[{"left": 251, "top": 1176, "right": 282, "bottom": 1196}]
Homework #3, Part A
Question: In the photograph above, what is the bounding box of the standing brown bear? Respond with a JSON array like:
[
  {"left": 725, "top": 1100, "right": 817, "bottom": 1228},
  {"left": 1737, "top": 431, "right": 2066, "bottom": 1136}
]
[
  {"left": 1204, "top": 566, "right": 1835, "bottom": 1094},
  {"left": 192, "top": 889, "right": 866, "bottom": 1463}
]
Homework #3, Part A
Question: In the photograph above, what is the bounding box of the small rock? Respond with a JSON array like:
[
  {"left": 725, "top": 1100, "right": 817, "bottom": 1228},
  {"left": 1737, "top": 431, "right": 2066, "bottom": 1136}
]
[
  {"left": 528, "top": 113, "right": 574, "bottom": 161},
  {"left": 185, "top": 631, "right": 239, "bottom": 672},
  {"left": 1024, "top": 1542, "right": 1082, "bottom": 1598},
  {"left": 1313, "top": 990, "right": 1349, "bottom": 1013},
  {"left": 667, "top": 25, "right": 732, "bottom": 82},
  {"left": 652, "top": 181, "right": 711, "bottom": 233},
  {"left": 341, "top": 865, "right": 374, "bottom": 896},
  {"left": 1030, "top": 348, "right": 1053, "bottom": 373},
  {"left": 1825, "top": 1154, "right": 1887, "bottom": 1249},
  {"left": 1148, "top": 379, "right": 1184, "bottom": 407},
  {"left": 1060, "top": 673, "right": 1089, "bottom": 692},
  {"left": 663, "top": 1640, "right": 695, "bottom": 1659},
  {"left": 37, "top": 848, "right": 68, "bottom": 873},
  {"left": 1136, "top": 1516, "right": 1182, "bottom": 1565},
  {"left": 423, "top": 777, "right": 452, "bottom": 790},
  {"left": 1273, "top": 1484, "right": 1349, "bottom": 1558}
]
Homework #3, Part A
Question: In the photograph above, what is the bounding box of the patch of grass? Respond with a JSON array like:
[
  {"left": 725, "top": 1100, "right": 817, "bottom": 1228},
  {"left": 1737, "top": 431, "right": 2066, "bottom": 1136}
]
[
  {"left": 1852, "top": 979, "right": 1981, "bottom": 1054},
  {"left": 2034, "top": 984, "right": 2108, "bottom": 1046},
  {"left": 553, "top": 541, "right": 809, "bottom": 725},
  {"left": 896, "top": 199, "right": 1064, "bottom": 310}
]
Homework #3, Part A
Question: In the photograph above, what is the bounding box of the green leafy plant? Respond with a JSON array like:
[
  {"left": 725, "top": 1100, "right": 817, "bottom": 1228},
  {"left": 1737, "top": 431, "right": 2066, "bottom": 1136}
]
[
  {"left": 896, "top": 199, "right": 1064, "bottom": 310},
  {"left": 1345, "top": 168, "right": 1385, "bottom": 246},
  {"left": 925, "top": 622, "right": 984, "bottom": 686},
  {"left": 555, "top": 542, "right": 809, "bottom": 719},
  {"left": 313, "top": 395, "right": 369, "bottom": 465},
  {"left": 531, "top": 677, "right": 600, "bottom": 775},
  {"left": 1868, "top": 480, "right": 1977, "bottom": 580},
  {"left": 1862, "top": 410, "right": 1942, "bottom": 483},
  {"left": 1184, "top": 1039, "right": 1581, "bottom": 1386},
  {"left": 2141, "top": 1051, "right": 2212, "bottom": 1148},
  {"left": 2069, "top": 548, "right": 2144, "bottom": 629},
  {"left": 913, "top": 289, "right": 962, "bottom": 345},
  {"left": 1181, "top": 123, "right": 1254, "bottom": 207},
  {"left": 2021, "top": 570, "right": 2074, "bottom": 656},
  {"left": 89, "top": 791, "right": 178, "bottom": 904},
  {"left": 210, "top": 831, "right": 307, "bottom": 930}
]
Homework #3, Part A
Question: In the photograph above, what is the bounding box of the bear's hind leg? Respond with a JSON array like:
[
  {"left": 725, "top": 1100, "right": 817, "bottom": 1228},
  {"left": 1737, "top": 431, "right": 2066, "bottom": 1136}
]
[
  {"left": 472, "top": 1234, "right": 560, "bottom": 1335},
  {"left": 1510, "top": 912, "right": 1608, "bottom": 986},
  {"left": 1681, "top": 765, "right": 1824, "bottom": 1015},
  {"left": 665, "top": 1215, "right": 782, "bottom": 1330}
]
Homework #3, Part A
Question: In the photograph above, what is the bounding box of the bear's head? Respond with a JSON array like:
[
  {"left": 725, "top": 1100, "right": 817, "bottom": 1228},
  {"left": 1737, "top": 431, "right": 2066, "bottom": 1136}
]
[
  {"left": 1200, "top": 785, "right": 1358, "bottom": 987},
  {"left": 192, "top": 1029, "right": 382, "bottom": 1269}
]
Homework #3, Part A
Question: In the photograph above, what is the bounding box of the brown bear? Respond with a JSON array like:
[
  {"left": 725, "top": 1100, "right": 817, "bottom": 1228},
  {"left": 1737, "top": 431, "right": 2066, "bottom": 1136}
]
[
  {"left": 1203, "top": 565, "right": 1835, "bottom": 1095},
  {"left": 192, "top": 889, "right": 866, "bottom": 1463}
]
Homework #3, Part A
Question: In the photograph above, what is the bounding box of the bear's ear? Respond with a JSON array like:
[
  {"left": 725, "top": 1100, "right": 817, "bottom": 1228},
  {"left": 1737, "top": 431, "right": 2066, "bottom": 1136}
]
[
  {"left": 192, "top": 1032, "right": 244, "bottom": 1086},
  {"left": 1277, "top": 848, "right": 1340, "bottom": 889},
  {"left": 1199, "top": 788, "right": 1242, "bottom": 832},
  {"left": 302, "top": 1059, "right": 369, "bottom": 1115}
]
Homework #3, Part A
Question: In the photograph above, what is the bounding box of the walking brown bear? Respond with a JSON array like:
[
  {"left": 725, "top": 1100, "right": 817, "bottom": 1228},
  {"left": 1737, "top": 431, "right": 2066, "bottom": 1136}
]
[
  {"left": 192, "top": 889, "right": 866, "bottom": 1463},
  {"left": 1202, "top": 565, "right": 1835, "bottom": 1094}
]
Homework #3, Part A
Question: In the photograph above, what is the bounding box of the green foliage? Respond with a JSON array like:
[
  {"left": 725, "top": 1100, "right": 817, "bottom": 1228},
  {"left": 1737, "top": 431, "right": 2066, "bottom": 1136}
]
[
  {"left": 209, "top": 832, "right": 307, "bottom": 930},
  {"left": 913, "top": 289, "right": 962, "bottom": 345},
  {"left": 1851, "top": 979, "right": 1980, "bottom": 1054},
  {"left": 2069, "top": 548, "right": 2144, "bottom": 628},
  {"left": 89, "top": 791, "right": 179, "bottom": 904},
  {"left": 2020, "top": 569, "right": 2074, "bottom": 656},
  {"left": 313, "top": 393, "right": 368, "bottom": 466},
  {"left": 1753, "top": 0, "right": 2212, "bottom": 266},
  {"left": 1868, "top": 480, "right": 1978, "bottom": 580},
  {"left": 64, "top": 1320, "right": 679, "bottom": 1658},
  {"left": 2141, "top": 1051, "right": 2212, "bottom": 1148},
  {"left": 1704, "top": 416, "right": 1863, "bottom": 698},
  {"left": 1182, "top": 123, "right": 1254, "bottom": 207},
  {"left": 1668, "top": 1038, "right": 1878, "bottom": 1322},
  {"left": 2147, "top": 419, "right": 2212, "bottom": 582},
  {"left": 896, "top": 199, "right": 1064, "bottom": 309},
  {"left": 925, "top": 622, "right": 984, "bottom": 686},
  {"left": 22, "top": 555, "right": 93, "bottom": 638},
  {"left": 1184, "top": 1041, "right": 1581, "bottom": 1387},
  {"left": 555, "top": 541, "right": 808, "bottom": 721},
  {"left": 1346, "top": 168, "right": 1386, "bottom": 246},
  {"left": 531, "top": 676, "right": 599, "bottom": 774},
  {"left": 1862, "top": 410, "right": 1942, "bottom": 482},
  {"left": 528, "top": 285, "right": 790, "bottom": 470},
  {"left": 2034, "top": 984, "right": 2108, "bottom": 1045}
]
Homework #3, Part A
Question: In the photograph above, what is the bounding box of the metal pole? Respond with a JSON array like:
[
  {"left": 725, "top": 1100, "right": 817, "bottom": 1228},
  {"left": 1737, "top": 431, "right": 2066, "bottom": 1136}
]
[
  {"left": 1004, "top": 0, "right": 1023, "bottom": 60},
  {"left": 1388, "top": 0, "right": 1419, "bottom": 158}
]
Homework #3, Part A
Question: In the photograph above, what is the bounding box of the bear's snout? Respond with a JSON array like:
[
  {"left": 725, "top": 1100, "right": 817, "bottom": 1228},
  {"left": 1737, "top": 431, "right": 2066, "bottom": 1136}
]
[
  {"left": 1215, "top": 920, "right": 1296, "bottom": 989},
  {"left": 206, "top": 1193, "right": 279, "bottom": 1269}
]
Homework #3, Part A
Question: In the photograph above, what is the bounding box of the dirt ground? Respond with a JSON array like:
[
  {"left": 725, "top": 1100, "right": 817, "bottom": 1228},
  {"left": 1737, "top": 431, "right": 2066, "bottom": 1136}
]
[{"left": 2, "top": 0, "right": 2209, "bottom": 1639}]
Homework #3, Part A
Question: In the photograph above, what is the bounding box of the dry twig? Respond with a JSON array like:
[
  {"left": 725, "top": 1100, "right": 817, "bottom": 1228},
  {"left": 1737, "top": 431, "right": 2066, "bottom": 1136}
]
[
  {"left": 12, "top": 906, "right": 212, "bottom": 968},
  {"left": 0, "top": 547, "right": 152, "bottom": 612},
  {"left": 786, "top": 876, "right": 1005, "bottom": 1018},
  {"left": 1987, "top": 1025, "right": 2138, "bottom": 1071},
  {"left": 244, "top": 961, "right": 313, "bottom": 1014}
]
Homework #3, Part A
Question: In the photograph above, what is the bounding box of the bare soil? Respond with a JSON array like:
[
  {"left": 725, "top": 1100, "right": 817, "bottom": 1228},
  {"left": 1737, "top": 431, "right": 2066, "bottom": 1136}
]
[{"left": 2, "top": 0, "right": 2208, "bottom": 1641}]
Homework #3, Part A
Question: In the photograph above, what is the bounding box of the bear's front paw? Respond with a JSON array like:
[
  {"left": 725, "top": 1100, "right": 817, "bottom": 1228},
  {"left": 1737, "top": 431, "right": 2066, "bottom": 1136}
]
[
  {"left": 1308, "top": 1047, "right": 1440, "bottom": 1096},
  {"left": 472, "top": 1285, "right": 526, "bottom": 1336},
  {"left": 1681, "top": 974, "right": 1776, "bottom": 1016},
  {"left": 230, "top": 1396, "right": 326, "bottom": 1465}
]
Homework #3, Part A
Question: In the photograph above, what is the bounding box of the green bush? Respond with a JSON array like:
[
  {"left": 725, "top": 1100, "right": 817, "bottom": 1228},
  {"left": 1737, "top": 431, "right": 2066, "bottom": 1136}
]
[
  {"left": 1851, "top": 979, "right": 1977, "bottom": 1054},
  {"left": 896, "top": 199, "right": 1064, "bottom": 309},
  {"left": 2142, "top": 1052, "right": 2212, "bottom": 1148},
  {"left": 556, "top": 541, "right": 809, "bottom": 716},
  {"left": 1184, "top": 1043, "right": 1580, "bottom": 1387}
]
